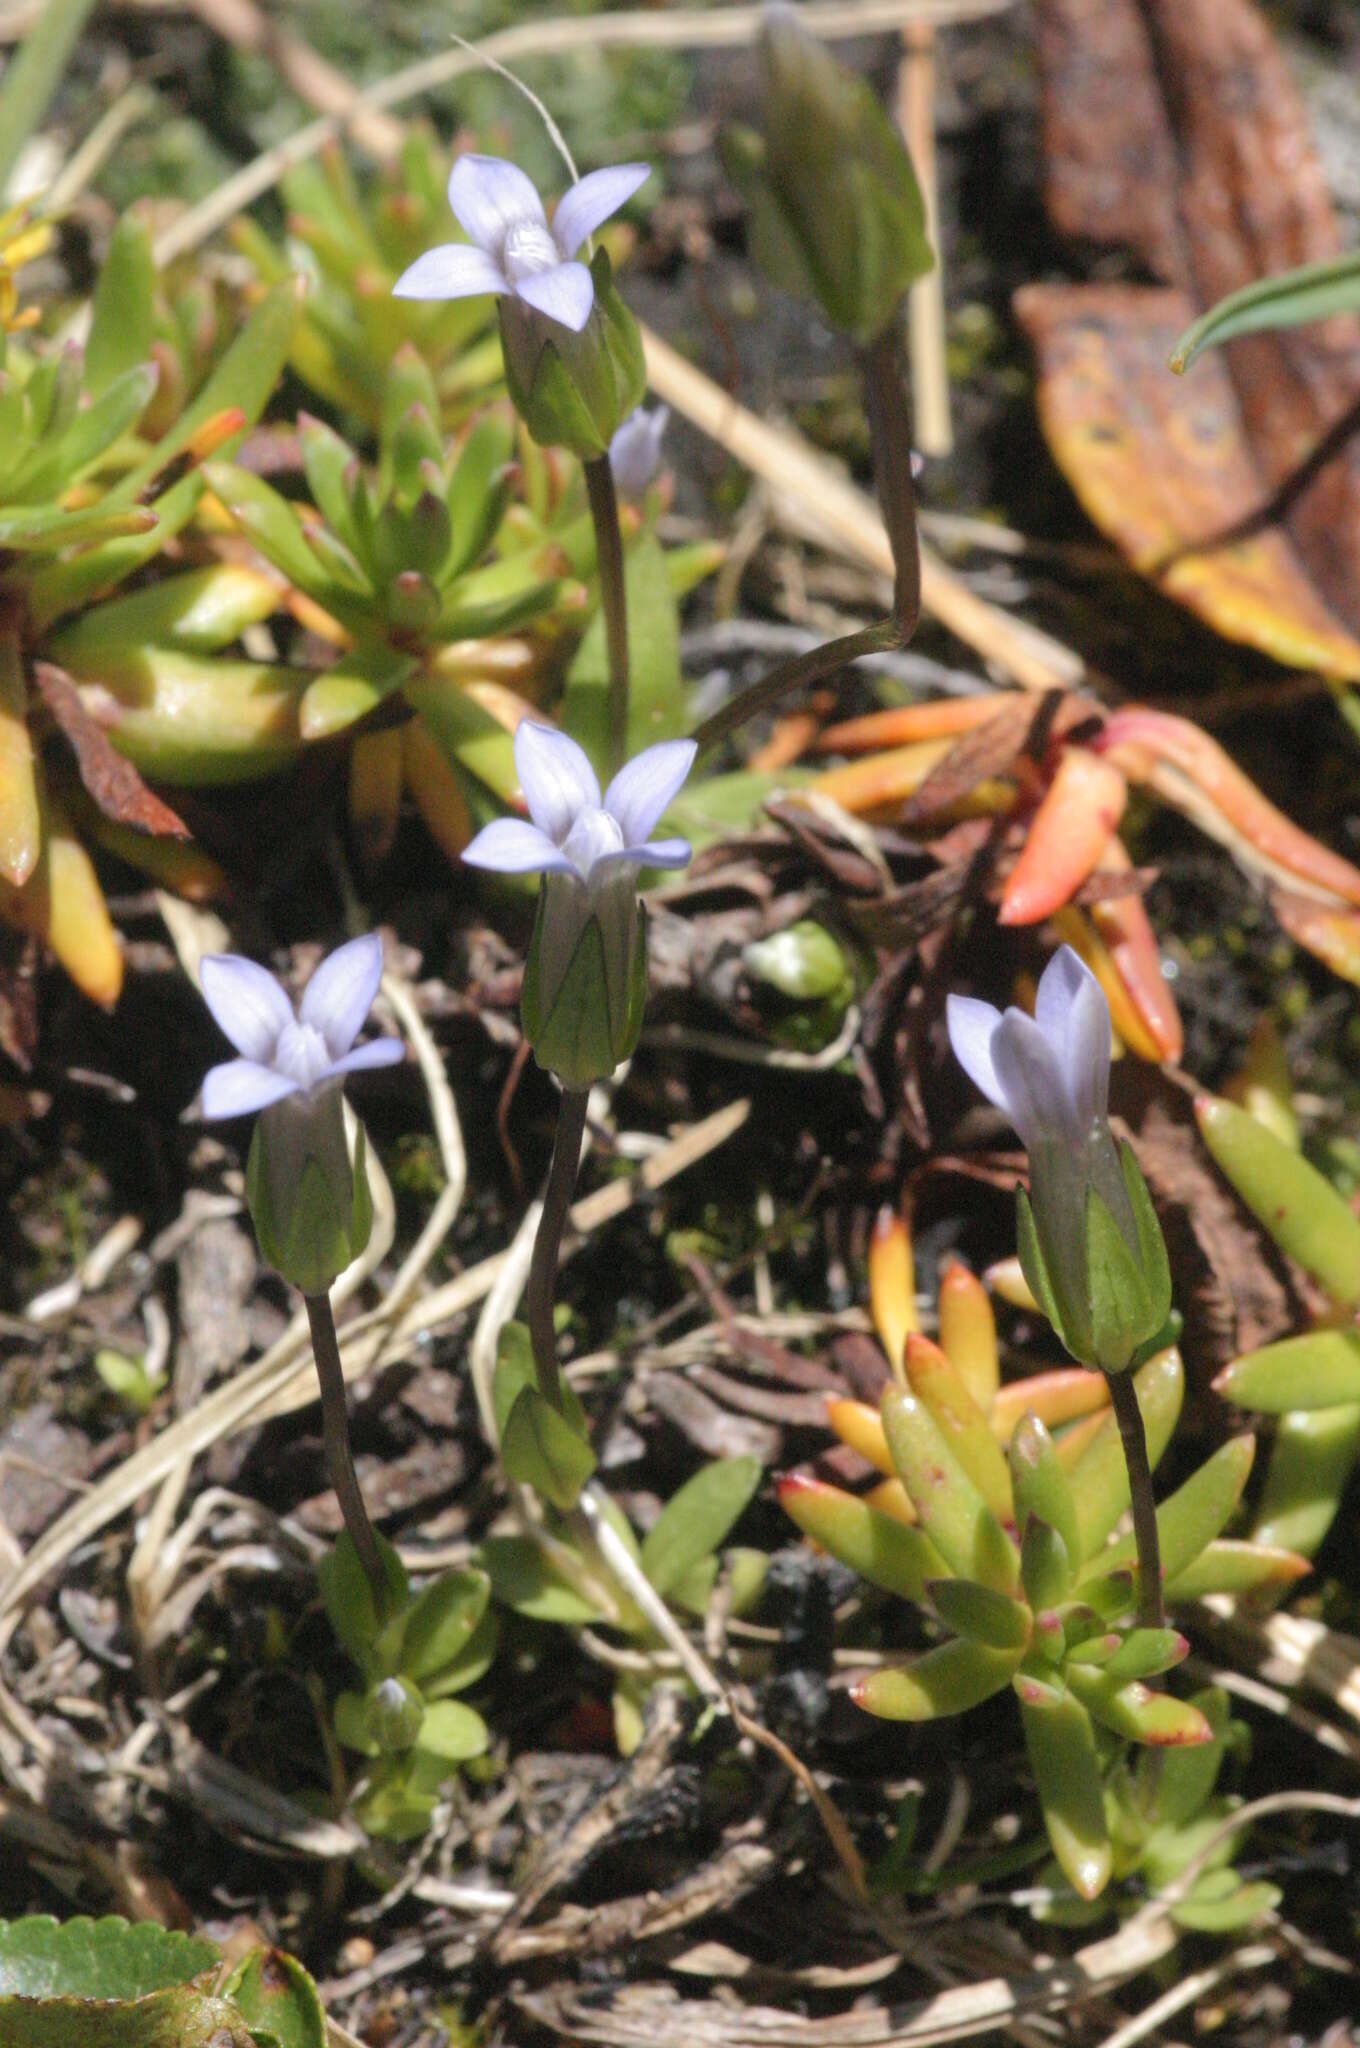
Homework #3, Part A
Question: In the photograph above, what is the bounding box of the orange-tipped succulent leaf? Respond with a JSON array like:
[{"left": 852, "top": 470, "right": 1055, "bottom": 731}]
[
  {"left": 1000, "top": 747, "right": 1127, "bottom": 927},
  {"left": 869, "top": 1206, "right": 918, "bottom": 1378},
  {"left": 938, "top": 1259, "right": 1000, "bottom": 1408}
]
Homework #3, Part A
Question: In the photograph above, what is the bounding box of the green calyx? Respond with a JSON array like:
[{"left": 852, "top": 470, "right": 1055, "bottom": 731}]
[
  {"left": 521, "top": 879, "right": 648, "bottom": 1089},
  {"left": 499, "top": 248, "right": 646, "bottom": 459},
  {"left": 1018, "top": 1140, "right": 1172, "bottom": 1376},
  {"left": 722, "top": 7, "right": 933, "bottom": 344},
  {"left": 244, "top": 1087, "right": 373, "bottom": 1296}
]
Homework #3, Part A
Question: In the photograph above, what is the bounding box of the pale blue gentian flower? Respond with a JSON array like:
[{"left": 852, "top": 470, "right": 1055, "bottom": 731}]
[
  {"left": 609, "top": 404, "right": 670, "bottom": 499},
  {"left": 463, "top": 721, "right": 695, "bottom": 1086},
  {"left": 198, "top": 935, "right": 403, "bottom": 1295},
  {"left": 947, "top": 945, "right": 1170, "bottom": 1372},
  {"left": 392, "top": 153, "right": 651, "bottom": 334}
]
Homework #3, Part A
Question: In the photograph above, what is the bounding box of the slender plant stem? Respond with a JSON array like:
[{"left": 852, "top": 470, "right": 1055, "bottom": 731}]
[
  {"left": 690, "top": 617, "right": 900, "bottom": 756},
  {"left": 584, "top": 455, "right": 630, "bottom": 778},
  {"left": 526, "top": 1087, "right": 590, "bottom": 1410},
  {"left": 859, "top": 323, "right": 923, "bottom": 636},
  {"left": 1109, "top": 1369, "right": 1164, "bottom": 1630},
  {"left": 304, "top": 1291, "right": 386, "bottom": 1607}
]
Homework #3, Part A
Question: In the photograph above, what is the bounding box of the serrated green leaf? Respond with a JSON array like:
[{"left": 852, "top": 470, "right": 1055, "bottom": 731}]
[
  {"left": 640, "top": 1457, "right": 760, "bottom": 1597},
  {"left": 0, "top": 1918, "right": 219, "bottom": 2000},
  {"left": 0, "top": 1987, "right": 252, "bottom": 2047}
]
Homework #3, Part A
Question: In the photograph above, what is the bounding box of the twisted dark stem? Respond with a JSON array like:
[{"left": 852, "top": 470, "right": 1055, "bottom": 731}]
[
  {"left": 526, "top": 1087, "right": 590, "bottom": 1410},
  {"left": 584, "top": 454, "right": 630, "bottom": 778},
  {"left": 1109, "top": 1368, "right": 1164, "bottom": 1630},
  {"left": 304, "top": 1290, "right": 385, "bottom": 1607}
]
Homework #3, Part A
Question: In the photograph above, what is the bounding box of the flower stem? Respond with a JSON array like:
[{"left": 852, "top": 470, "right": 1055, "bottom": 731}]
[
  {"left": 1109, "top": 1368, "right": 1164, "bottom": 1629},
  {"left": 584, "top": 453, "right": 630, "bottom": 778},
  {"left": 304, "top": 1290, "right": 386, "bottom": 1608},
  {"left": 526, "top": 1086, "right": 590, "bottom": 1410},
  {"left": 858, "top": 323, "right": 922, "bottom": 637}
]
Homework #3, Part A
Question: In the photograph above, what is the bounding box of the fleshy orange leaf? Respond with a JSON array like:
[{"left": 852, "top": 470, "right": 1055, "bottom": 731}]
[{"left": 1000, "top": 746, "right": 1127, "bottom": 927}]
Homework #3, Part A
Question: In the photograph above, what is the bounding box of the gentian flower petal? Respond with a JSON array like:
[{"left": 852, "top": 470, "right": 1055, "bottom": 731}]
[
  {"left": 202, "top": 1057, "right": 298, "bottom": 1120},
  {"left": 514, "top": 720, "right": 601, "bottom": 842},
  {"left": 609, "top": 404, "right": 669, "bottom": 497},
  {"left": 513, "top": 260, "right": 594, "bottom": 331},
  {"left": 604, "top": 736, "right": 697, "bottom": 849},
  {"left": 391, "top": 242, "right": 507, "bottom": 302},
  {"left": 991, "top": 1010, "right": 1079, "bottom": 1153},
  {"left": 201, "top": 954, "right": 292, "bottom": 1062},
  {"left": 561, "top": 805, "right": 626, "bottom": 876},
  {"left": 1036, "top": 945, "right": 1110, "bottom": 1129},
  {"left": 637, "top": 835, "right": 692, "bottom": 869},
  {"left": 550, "top": 162, "right": 651, "bottom": 258},
  {"left": 448, "top": 154, "right": 545, "bottom": 249},
  {"left": 323, "top": 1037, "right": 406, "bottom": 1081},
  {"left": 462, "top": 816, "right": 575, "bottom": 873},
  {"left": 945, "top": 995, "right": 1005, "bottom": 1115},
  {"left": 299, "top": 932, "right": 385, "bottom": 1061}
]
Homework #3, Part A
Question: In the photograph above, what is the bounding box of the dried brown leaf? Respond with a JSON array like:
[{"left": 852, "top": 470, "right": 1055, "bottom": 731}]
[{"left": 34, "top": 662, "right": 191, "bottom": 840}]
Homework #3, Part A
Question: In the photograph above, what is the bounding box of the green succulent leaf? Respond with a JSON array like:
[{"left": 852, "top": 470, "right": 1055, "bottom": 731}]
[
  {"left": 1009, "top": 1413, "right": 1080, "bottom": 1569},
  {"left": 927, "top": 1577, "right": 1031, "bottom": 1650},
  {"left": 881, "top": 1385, "right": 1019, "bottom": 1593},
  {"left": 855, "top": 1637, "right": 1024, "bottom": 1721},
  {"left": 1139, "top": 1686, "right": 1232, "bottom": 1829},
  {"left": 564, "top": 530, "right": 687, "bottom": 771},
  {"left": 1020, "top": 1517, "right": 1072, "bottom": 1614},
  {"left": 1169, "top": 1871, "right": 1281, "bottom": 1934},
  {"left": 778, "top": 1474, "right": 946, "bottom": 1602},
  {"left": 1251, "top": 1405, "right": 1360, "bottom": 1557},
  {"left": 1101, "top": 1627, "right": 1189, "bottom": 1684},
  {"left": 1095, "top": 1434, "right": 1255, "bottom": 1587},
  {"left": 1016, "top": 1684, "right": 1111, "bottom": 1901},
  {"left": 1164, "top": 1538, "right": 1308, "bottom": 1600},
  {"left": 1066, "top": 1668, "right": 1212, "bottom": 1747},
  {"left": 1197, "top": 1094, "right": 1360, "bottom": 1310},
  {"left": 1216, "top": 1328, "right": 1360, "bottom": 1412}
]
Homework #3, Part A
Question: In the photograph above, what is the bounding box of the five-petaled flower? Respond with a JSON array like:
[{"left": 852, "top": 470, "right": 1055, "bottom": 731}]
[
  {"left": 463, "top": 721, "right": 695, "bottom": 1087},
  {"left": 947, "top": 946, "right": 1170, "bottom": 1372},
  {"left": 200, "top": 934, "right": 403, "bottom": 1121},
  {"left": 609, "top": 404, "right": 669, "bottom": 499},
  {"left": 392, "top": 153, "right": 650, "bottom": 334},
  {"left": 197, "top": 935, "right": 404, "bottom": 1295}
]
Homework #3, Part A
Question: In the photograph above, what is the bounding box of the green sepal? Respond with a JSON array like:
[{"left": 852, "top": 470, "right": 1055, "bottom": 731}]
[
  {"left": 1015, "top": 1185, "right": 1074, "bottom": 1355},
  {"left": 1120, "top": 1139, "right": 1172, "bottom": 1333},
  {"left": 500, "top": 247, "right": 645, "bottom": 458},
  {"left": 1016, "top": 1681, "right": 1112, "bottom": 1901},
  {"left": 521, "top": 888, "right": 647, "bottom": 1089},
  {"left": 1083, "top": 1182, "right": 1156, "bottom": 1376},
  {"left": 854, "top": 1637, "right": 1024, "bottom": 1721},
  {"left": 926, "top": 1577, "right": 1031, "bottom": 1651},
  {"left": 245, "top": 1100, "right": 372, "bottom": 1298}
]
